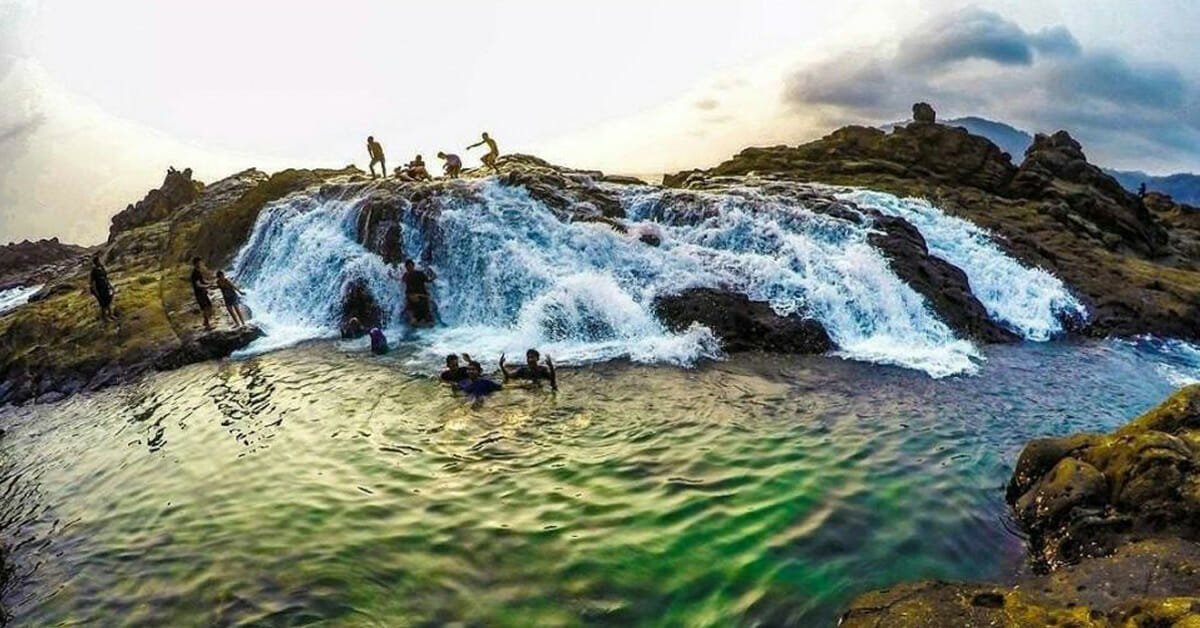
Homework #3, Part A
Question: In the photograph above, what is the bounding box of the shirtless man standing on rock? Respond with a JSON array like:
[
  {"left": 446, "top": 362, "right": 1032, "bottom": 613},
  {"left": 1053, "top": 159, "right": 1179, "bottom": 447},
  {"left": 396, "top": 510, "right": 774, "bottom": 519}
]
[{"left": 366, "top": 136, "right": 386, "bottom": 179}]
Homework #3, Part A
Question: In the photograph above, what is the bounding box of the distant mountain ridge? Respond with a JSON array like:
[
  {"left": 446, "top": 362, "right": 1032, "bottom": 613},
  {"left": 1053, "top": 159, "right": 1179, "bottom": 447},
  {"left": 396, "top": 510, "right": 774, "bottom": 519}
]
[{"left": 884, "top": 116, "right": 1200, "bottom": 206}]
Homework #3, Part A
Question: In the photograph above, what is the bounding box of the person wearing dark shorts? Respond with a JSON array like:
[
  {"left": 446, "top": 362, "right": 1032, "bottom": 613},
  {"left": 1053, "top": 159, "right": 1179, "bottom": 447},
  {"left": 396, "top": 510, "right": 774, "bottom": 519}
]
[
  {"left": 500, "top": 348, "right": 557, "bottom": 390},
  {"left": 88, "top": 254, "right": 117, "bottom": 322},
  {"left": 190, "top": 257, "right": 215, "bottom": 330},
  {"left": 216, "top": 270, "right": 247, "bottom": 328},
  {"left": 402, "top": 259, "right": 435, "bottom": 326}
]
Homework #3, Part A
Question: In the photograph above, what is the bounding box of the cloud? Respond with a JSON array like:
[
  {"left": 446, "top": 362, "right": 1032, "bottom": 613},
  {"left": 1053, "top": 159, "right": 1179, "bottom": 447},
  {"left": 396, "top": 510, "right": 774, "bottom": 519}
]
[
  {"left": 782, "top": 7, "right": 1199, "bottom": 172},
  {"left": 694, "top": 98, "right": 720, "bottom": 110}
]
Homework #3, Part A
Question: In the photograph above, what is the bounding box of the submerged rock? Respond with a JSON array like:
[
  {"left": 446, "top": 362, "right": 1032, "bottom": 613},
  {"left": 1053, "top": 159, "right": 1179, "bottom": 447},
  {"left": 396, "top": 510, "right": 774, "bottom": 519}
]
[
  {"left": 653, "top": 288, "right": 832, "bottom": 354},
  {"left": 840, "top": 385, "right": 1200, "bottom": 626}
]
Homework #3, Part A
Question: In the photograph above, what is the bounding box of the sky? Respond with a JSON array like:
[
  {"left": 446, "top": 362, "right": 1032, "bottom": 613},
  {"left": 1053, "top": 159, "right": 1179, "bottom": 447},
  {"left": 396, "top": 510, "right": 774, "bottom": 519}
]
[{"left": 1, "top": 0, "right": 1197, "bottom": 245}]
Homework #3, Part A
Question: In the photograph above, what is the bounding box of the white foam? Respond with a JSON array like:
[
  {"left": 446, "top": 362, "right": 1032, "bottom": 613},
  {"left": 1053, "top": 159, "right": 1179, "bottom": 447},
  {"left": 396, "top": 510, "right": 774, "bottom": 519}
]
[
  {"left": 0, "top": 284, "right": 43, "bottom": 315},
  {"left": 839, "top": 190, "right": 1087, "bottom": 340}
]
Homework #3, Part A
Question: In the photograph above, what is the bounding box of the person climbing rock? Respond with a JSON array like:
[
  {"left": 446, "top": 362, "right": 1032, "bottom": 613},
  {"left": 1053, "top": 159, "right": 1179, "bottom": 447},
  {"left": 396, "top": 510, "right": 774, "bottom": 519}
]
[
  {"left": 440, "top": 353, "right": 471, "bottom": 385},
  {"left": 369, "top": 326, "right": 389, "bottom": 355},
  {"left": 215, "top": 270, "right": 248, "bottom": 328},
  {"left": 402, "top": 259, "right": 435, "bottom": 326},
  {"left": 438, "top": 151, "right": 462, "bottom": 178},
  {"left": 190, "top": 257, "right": 215, "bottom": 331},
  {"left": 367, "top": 136, "right": 387, "bottom": 179},
  {"left": 499, "top": 348, "right": 557, "bottom": 390},
  {"left": 459, "top": 360, "right": 502, "bottom": 397},
  {"left": 88, "top": 254, "right": 117, "bottom": 322},
  {"left": 467, "top": 132, "right": 499, "bottom": 172}
]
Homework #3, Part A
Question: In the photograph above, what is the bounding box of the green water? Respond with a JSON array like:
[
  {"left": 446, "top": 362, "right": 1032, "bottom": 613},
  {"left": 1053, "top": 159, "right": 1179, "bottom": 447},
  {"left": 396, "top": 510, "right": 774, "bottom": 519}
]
[{"left": 0, "top": 340, "right": 1185, "bottom": 626}]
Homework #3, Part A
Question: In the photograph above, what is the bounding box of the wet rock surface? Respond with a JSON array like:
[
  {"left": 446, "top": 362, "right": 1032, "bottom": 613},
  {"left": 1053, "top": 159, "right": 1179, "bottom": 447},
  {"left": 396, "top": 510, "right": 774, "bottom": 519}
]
[
  {"left": 653, "top": 288, "right": 832, "bottom": 354},
  {"left": 840, "top": 385, "right": 1200, "bottom": 627}
]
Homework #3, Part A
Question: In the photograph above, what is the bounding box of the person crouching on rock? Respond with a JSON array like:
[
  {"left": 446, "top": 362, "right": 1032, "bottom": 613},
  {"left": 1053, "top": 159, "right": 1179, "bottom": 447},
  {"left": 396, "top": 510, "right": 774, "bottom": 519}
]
[
  {"left": 88, "top": 254, "right": 117, "bottom": 322},
  {"left": 215, "top": 270, "right": 248, "bottom": 328},
  {"left": 190, "top": 257, "right": 215, "bottom": 331},
  {"left": 402, "top": 259, "right": 436, "bottom": 327},
  {"left": 438, "top": 152, "right": 462, "bottom": 178},
  {"left": 499, "top": 348, "right": 557, "bottom": 390},
  {"left": 467, "top": 132, "right": 499, "bottom": 173}
]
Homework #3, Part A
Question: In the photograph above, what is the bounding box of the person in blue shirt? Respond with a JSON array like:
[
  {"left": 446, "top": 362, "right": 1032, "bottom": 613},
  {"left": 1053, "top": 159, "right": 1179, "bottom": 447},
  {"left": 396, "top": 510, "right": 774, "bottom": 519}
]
[{"left": 459, "top": 360, "right": 502, "bottom": 397}]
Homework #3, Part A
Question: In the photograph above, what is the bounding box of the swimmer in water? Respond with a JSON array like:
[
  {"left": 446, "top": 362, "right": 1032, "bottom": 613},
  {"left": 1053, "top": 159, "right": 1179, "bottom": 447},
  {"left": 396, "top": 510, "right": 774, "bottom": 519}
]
[{"left": 499, "top": 348, "right": 557, "bottom": 390}]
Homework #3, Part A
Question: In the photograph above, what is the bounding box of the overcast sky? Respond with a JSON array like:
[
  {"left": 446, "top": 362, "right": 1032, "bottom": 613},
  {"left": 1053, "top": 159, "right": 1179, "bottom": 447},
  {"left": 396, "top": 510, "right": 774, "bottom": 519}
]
[{"left": 2, "top": 0, "right": 1197, "bottom": 245}]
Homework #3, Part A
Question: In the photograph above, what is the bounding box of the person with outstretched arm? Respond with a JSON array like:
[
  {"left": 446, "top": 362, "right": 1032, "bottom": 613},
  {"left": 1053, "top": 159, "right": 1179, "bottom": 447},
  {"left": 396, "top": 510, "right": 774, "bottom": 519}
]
[
  {"left": 499, "top": 348, "right": 557, "bottom": 390},
  {"left": 190, "top": 257, "right": 215, "bottom": 330},
  {"left": 467, "top": 132, "right": 499, "bottom": 172},
  {"left": 215, "top": 270, "right": 247, "bottom": 328}
]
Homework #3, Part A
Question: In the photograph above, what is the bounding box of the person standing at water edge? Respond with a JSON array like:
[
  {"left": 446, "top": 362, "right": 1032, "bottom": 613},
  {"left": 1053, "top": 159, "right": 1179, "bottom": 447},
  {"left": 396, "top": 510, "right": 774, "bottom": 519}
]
[
  {"left": 190, "top": 257, "right": 215, "bottom": 331},
  {"left": 215, "top": 271, "right": 248, "bottom": 328},
  {"left": 467, "top": 132, "right": 499, "bottom": 172},
  {"left": 500, "top": 348, "right": 557, "bottom": 390},
  {"left": 88, "top": 254, "right": 117, "bottom": 322},
  {"left": 402, "top": 259, "right": 435, "bottom": 326},
  {"left": 366, "top": 136, "right": 386, "bottom": 179}
]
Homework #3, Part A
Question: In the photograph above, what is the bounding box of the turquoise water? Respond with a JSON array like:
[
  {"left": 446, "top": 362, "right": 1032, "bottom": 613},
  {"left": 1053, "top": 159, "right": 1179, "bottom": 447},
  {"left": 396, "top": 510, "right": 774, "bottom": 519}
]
[{"left": 0, "top": 339, "right": 1191, "bottom": 626}]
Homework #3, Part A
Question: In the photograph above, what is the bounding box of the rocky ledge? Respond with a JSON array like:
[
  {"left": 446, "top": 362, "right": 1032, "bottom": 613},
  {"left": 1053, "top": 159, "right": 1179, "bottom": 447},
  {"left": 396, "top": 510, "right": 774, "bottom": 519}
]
[
  {"left": 840, "top": 384, "right": 1200, "bottom": 627},
  {"left": 667, "top": 104, "right": 1200, "bottom": 342}
]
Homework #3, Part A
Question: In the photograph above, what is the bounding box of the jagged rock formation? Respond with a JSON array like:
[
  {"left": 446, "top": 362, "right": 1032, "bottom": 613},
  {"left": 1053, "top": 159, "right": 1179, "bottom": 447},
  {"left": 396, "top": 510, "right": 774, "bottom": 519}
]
[
  {"left": 666, "top": 104, "right": 1200, "bottom": 341},
  {"left": 653, "top": 288, "right": 833, "bottom": 354},
  {"left": 840, "top": 385, "right": 1200, "bottom": 627},
  {"left": 0, "top": 238, "right": 91, "bottom": 291},
  {"left": 108, "top": 167, "right": 202, "bottom": 238}
]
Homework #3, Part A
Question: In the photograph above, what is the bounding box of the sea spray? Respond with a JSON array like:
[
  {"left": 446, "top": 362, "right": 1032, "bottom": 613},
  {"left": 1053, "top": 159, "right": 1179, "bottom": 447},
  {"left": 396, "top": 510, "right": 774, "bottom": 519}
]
[{"left": 838, "top": 190, "right": 1087, "bottom": 340}]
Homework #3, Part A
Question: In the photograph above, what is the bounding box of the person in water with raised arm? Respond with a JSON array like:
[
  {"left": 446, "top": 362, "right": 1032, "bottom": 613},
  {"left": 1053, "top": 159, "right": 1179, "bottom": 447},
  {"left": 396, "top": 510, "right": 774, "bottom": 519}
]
[
  {"left": 401, "top": 259, "right": 436, "bottom": 326},
  {"left": 190, "top": 257, "right": 215, "bottom": 331},
  {"left": 215, "top": 270, "right": 248, "bottom": 328},
  {"left": 499, "top": 348, "right": 557, "bottom": 390},
  {"left": 88, "top": 254, "right": 117, "bottom": 322},
  {"left": 437, "top": 151, "right": 462, "bottom": 178},
  {"left": 440, "top": 353, "right": 472, "bottom": 386},
  {"left": 366, "top": 135, "right": 386, "bottom": 179},
  {"left": 467, "top": 132, "right": 499, "bottom": 172}
]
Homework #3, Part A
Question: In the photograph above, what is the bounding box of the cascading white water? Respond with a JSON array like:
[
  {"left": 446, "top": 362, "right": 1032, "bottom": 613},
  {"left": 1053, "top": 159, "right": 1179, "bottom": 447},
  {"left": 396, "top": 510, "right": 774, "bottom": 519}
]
[
  {"left": 838, "top": 190, "right": 1087, "bottom": 340},
  {"left": 0, "top": 285, "right": 42, "bottom": 315},
  {"left": 232, "top": 178, "right": 1002, "bottom": 377}
]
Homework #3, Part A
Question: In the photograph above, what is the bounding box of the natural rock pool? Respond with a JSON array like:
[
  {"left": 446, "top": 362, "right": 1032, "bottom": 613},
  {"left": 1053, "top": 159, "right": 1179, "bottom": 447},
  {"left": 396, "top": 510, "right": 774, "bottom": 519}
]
[{"left": 2, "top": 338, "right": 1196, "bottom": 626}]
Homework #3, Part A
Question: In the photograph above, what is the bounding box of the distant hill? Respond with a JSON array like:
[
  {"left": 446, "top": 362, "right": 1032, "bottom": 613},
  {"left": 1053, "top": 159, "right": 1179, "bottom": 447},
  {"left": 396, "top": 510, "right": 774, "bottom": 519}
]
[
  {"left": 1106, "top": 170, "right": 1200, "bottom": 206},
  {"left": 884, "top": 116, "right": 1200, "bottom": 206}
]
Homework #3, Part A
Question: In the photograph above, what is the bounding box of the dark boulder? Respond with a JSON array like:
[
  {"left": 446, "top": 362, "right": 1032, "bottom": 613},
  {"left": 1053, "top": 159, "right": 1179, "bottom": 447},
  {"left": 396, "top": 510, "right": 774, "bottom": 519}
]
[
  {"left": 154, "top": 326, "right": 263, "bottom": 371},
  {"left": 653, "top": 288, "right": 832, "bottom": 354},
  {"left": 912, "top": 102, "right": 936, "bottom": 124},
  {"left": 109, "top": 168, "right": 203, "bottom": 238},
  {"left": 355, "top": 196, "right": 405, "bottom": 266},
  {"left": 868, "top": 214, "right": 1019, "bottom": 343}
]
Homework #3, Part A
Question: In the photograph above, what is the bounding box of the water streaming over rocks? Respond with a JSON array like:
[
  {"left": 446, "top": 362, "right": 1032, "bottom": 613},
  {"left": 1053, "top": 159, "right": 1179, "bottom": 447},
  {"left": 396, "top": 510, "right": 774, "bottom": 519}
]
[
  {"left": 0, "top": 285, "right": 43, "bottom": 315},
  {"left": 231, "top": 177, "right": 1085, "bottom": 377}
]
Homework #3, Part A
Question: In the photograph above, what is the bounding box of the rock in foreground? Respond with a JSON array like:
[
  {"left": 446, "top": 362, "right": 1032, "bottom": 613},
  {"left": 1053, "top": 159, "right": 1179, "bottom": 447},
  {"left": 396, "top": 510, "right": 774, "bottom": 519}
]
[{"left": 840, "top": 385, "right": 1200, "bottom": 627}]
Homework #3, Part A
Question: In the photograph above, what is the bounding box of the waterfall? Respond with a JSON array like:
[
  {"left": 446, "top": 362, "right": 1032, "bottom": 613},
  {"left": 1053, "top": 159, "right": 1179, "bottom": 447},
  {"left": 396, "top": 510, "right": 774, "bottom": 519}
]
[
  {"left": 838, "top": 190, "right": 1087, "bottom": 340},
  {"left": 230, "top": 176, "right": 1083, "bottom": 377}
]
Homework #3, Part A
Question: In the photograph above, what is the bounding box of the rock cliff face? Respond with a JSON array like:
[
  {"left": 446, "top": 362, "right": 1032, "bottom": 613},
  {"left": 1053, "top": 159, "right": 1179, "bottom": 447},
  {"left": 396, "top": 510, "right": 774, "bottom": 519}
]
[
  {"left": 0, "top": 238, "right": 91, "bottom": 291},
  {"left": 667, "top": 105, "right": 1200, "bottom": 341},
  {"left": 840, "top": 385, "right": 1200, "bottom": 627}
]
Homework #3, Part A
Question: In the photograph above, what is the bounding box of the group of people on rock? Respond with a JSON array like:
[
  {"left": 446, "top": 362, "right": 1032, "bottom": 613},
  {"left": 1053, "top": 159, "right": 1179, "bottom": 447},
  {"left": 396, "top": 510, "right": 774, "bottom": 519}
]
[
  {"left": 440, "top": 349, "right": 558, "bottom": 397},
  {"left": 366, "top": 132, "right": 499, "bottom": 180},
  {"left": 86, "top": 254, "right": 251, "bottom": 332}
]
